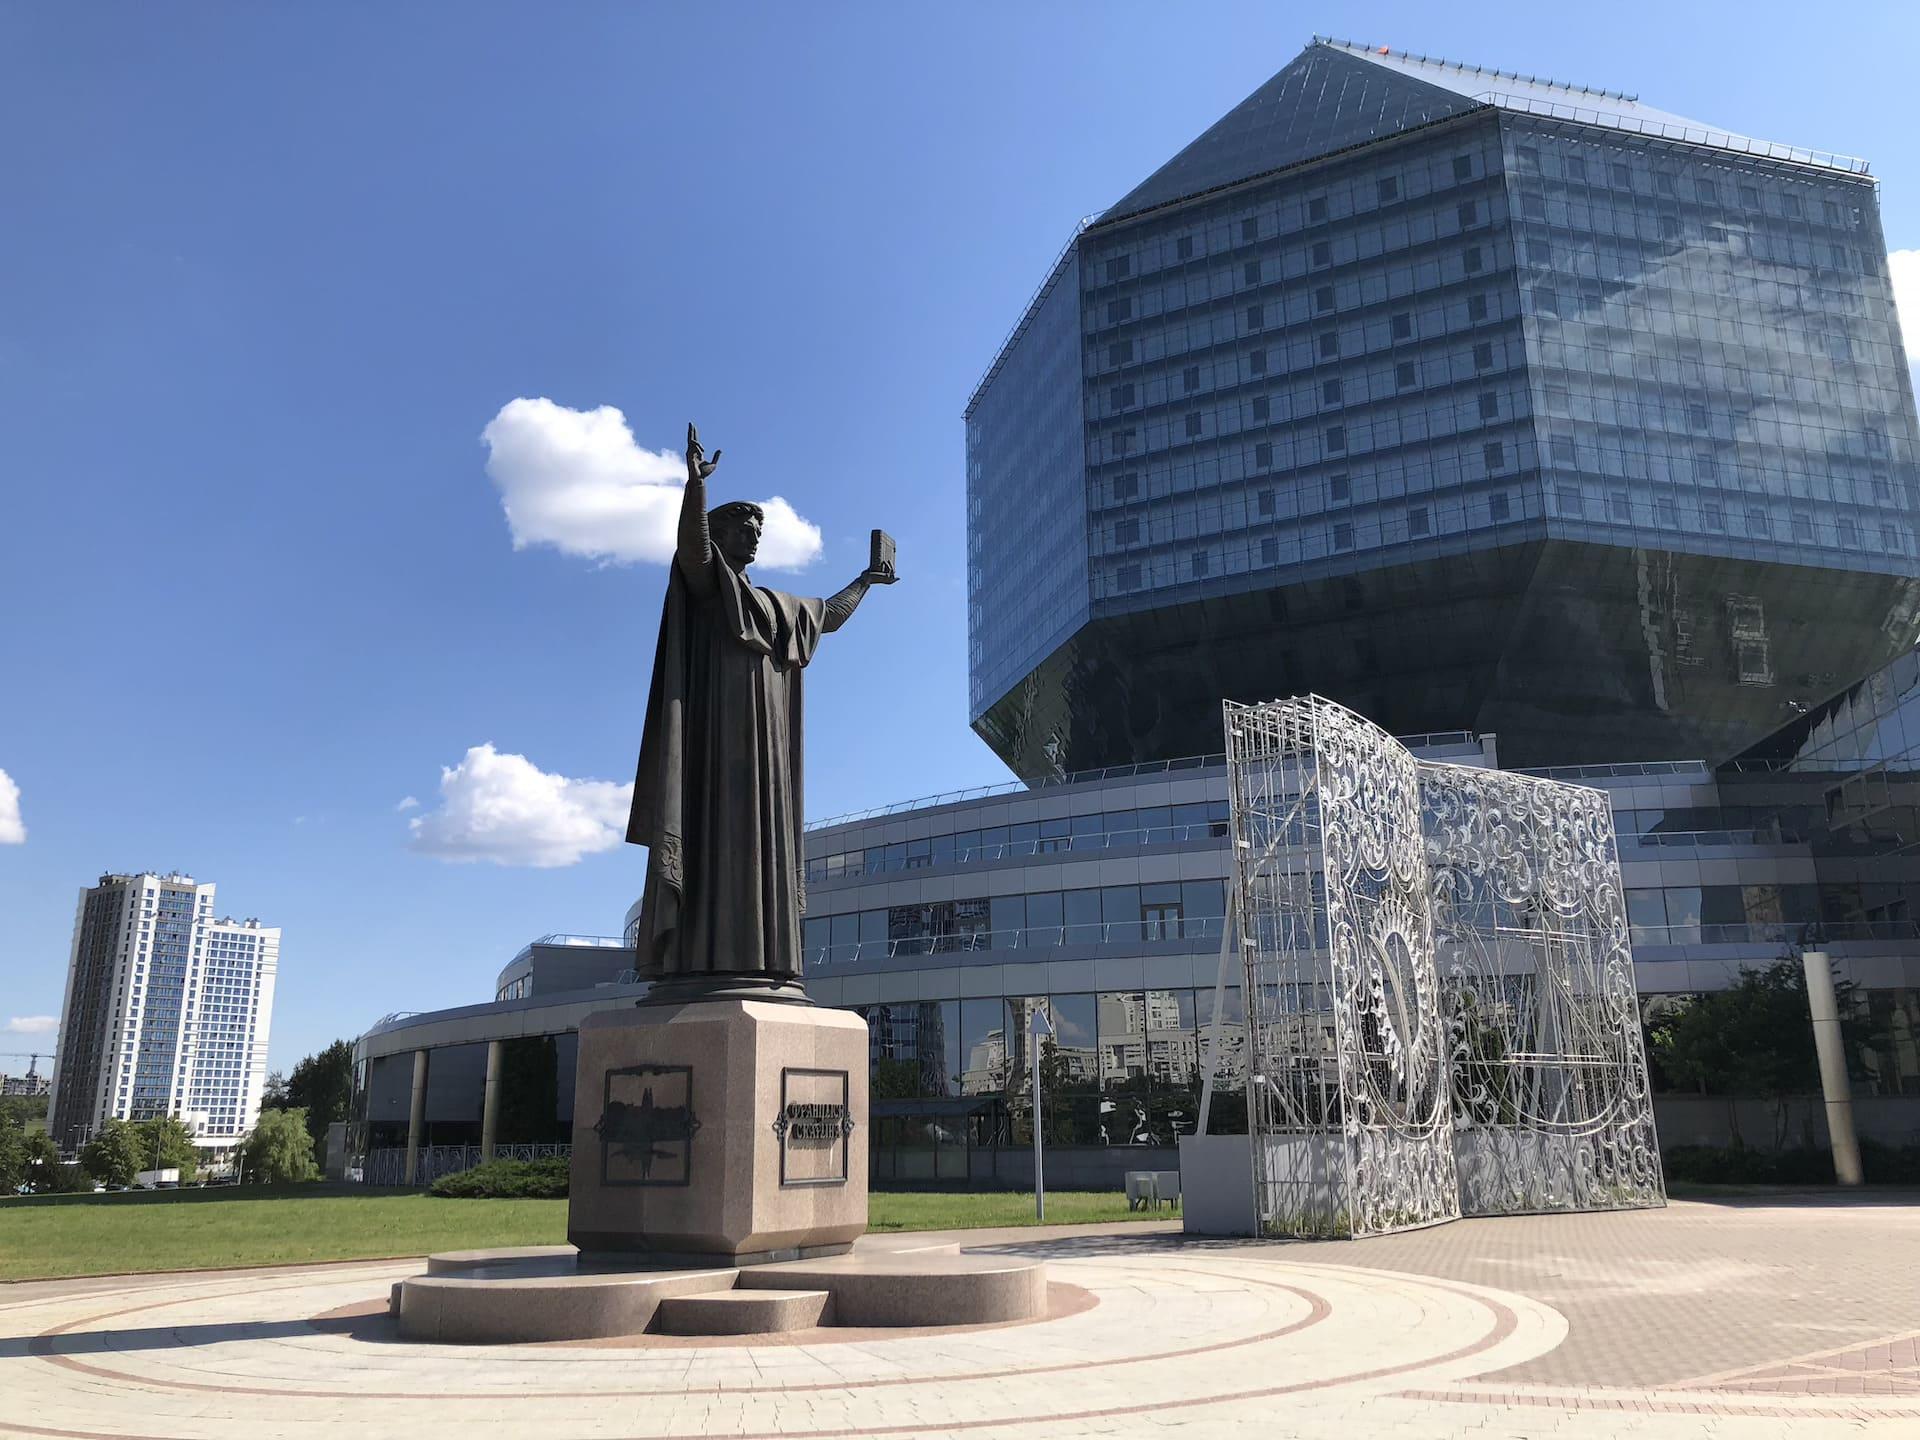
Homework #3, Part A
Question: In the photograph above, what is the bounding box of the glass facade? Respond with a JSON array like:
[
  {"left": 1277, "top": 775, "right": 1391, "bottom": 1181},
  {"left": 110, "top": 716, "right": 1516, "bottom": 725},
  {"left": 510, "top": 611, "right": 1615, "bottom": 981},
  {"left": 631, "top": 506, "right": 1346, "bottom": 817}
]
[{"left": 966, "top": 39, "right": 1920, "bottom": 777}]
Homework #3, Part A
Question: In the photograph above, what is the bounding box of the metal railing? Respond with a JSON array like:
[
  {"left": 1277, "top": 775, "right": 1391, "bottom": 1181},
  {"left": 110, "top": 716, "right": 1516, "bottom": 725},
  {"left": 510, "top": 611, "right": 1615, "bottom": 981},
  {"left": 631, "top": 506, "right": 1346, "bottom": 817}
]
[
  {"left": 1630, "top": 920, "right": 1919, "bottom": 947},
  {"left": 357, "top": 1143, "right": 570, "bottom": 1187},
  {"left": 810, "top": 821, "right": 1231, "bottom": 878},
  {"left": 1478, "top": 90, "right": 1871, "bottom": 176},
  {"left": 1513, "top": 759, "right": 1710, "bottom": 781},
  {"left": 804, "top": 916, "right": 1229, "bottom": 972},
  {"left": 1618, "top": 827, "right": 1807, "bottom": 850},
  {"left": 806, "top": 754, "right": 1229, "bottom": 832}
]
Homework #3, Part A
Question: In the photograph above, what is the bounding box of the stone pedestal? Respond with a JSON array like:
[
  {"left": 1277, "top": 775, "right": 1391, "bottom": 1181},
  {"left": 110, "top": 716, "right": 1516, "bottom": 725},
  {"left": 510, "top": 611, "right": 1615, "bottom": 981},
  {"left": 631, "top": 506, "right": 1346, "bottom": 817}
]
[{"left": 567, "top": 999, "right": 868, "bottom": 1263}]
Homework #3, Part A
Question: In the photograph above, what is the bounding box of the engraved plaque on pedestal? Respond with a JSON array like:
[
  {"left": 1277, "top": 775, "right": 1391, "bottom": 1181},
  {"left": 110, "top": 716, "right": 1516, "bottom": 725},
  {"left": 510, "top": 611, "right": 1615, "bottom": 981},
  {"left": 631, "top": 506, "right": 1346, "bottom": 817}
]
[
  {"left": 596, "top": 1063, "right": 698, "bottom": 1187},
  {"left": 774, "top": 1067, "right": 853, "bottom": 1186}
]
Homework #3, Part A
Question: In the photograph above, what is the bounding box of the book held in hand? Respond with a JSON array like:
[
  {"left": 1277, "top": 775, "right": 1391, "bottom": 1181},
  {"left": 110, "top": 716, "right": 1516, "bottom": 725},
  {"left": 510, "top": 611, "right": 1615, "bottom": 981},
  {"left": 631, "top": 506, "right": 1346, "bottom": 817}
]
[{"left": 870, "top": 528, "right": 897, "bottom": 579}]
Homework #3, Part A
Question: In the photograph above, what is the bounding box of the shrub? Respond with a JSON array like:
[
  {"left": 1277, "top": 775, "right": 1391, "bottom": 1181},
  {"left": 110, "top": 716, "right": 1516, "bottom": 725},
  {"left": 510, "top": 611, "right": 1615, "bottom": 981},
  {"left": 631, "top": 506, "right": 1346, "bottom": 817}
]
[
  {"left": 428, "top": 1157, "right": 570, "bottom": 1199},
  {"left": 1663, "top": 1141, "right": 1920, "bottom": 1185}
]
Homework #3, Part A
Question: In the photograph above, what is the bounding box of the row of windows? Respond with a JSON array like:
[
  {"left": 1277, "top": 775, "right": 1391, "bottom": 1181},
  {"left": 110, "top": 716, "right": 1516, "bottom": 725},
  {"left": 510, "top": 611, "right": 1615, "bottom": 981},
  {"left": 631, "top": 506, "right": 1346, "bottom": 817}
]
[{"left": 1509, "top": 142, "right": 1866, "bottom": 230}]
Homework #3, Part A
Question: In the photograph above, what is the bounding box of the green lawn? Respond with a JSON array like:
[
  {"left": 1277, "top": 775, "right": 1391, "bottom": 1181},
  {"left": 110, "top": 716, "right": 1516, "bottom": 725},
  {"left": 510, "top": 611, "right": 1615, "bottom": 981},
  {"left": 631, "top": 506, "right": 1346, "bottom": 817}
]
[{"left": 0, "top": 1186, "right": 1163, "bottom": 1282}]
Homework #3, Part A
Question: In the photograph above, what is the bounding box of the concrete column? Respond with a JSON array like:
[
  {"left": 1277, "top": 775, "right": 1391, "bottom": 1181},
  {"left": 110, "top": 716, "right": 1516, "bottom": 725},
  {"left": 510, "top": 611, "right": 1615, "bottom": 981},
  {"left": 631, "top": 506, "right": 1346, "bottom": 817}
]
[
  {"left": 481, "top": 1038, "right": 503, "bottom": 1161},
  {"left": 1802, "top": 951, "right": 1864, "bottom": 1186},
  {"left": 403, "top": 1048, "right": 429, "bottom": 1186}
]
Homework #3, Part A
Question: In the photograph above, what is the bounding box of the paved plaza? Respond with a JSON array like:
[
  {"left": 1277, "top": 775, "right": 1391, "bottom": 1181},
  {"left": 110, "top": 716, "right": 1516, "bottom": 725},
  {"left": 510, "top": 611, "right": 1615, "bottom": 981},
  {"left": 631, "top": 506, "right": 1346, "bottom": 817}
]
[{"left": 2, "top": 1196, "right": 1916, "bottom": 1438}]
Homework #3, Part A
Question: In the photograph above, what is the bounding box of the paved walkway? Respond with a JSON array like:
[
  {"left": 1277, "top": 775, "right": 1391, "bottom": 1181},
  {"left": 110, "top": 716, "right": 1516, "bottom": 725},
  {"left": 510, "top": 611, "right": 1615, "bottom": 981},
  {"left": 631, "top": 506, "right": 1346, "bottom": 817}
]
[{"left": 2, "top": 1197, "right": 1916, "bottom": 1437}]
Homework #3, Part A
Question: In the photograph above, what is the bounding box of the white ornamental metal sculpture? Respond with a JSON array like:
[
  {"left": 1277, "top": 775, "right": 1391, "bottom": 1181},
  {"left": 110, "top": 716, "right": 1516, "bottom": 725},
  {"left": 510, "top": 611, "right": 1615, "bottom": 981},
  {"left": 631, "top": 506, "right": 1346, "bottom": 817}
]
[
  {"left": 1222, "top": 696, "right": 1663, "bottom": 1238},
  {"left": 1224, "top": 696, "right": 1459, "bottom": 1238},
  {"left": 1422, "top": 762, "right": 1665, "bottom": 1214}
]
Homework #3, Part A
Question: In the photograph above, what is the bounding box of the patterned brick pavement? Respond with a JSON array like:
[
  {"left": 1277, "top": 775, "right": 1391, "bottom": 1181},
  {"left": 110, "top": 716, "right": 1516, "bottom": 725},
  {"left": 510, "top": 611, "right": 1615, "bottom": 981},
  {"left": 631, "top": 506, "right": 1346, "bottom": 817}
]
[{"left": 1, "top": 1196, "right": 1914, "bottom": 1437}]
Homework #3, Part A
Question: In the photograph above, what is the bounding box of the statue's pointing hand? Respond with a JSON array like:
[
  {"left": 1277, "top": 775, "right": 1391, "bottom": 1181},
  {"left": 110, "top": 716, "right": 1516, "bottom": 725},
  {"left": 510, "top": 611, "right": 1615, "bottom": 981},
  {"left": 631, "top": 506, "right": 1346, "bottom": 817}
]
[{"left": 686, "top": 422, "right": 722, "bottom": 482}]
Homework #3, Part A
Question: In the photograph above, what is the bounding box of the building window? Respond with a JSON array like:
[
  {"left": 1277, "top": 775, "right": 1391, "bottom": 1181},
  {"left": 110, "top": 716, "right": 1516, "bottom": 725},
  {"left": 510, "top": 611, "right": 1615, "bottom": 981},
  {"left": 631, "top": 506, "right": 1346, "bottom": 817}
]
[
  {"left": 1177, "top": 235, "right": 1194, "bottom": 260},
  {"left": 1489, "top": 492, "right": 1510, "bottom": 522},
  {"left": 1527, "top": 237, "right": 1551, "bottom": 266},
  {"left": 1839, "top": 515, "right": 1860, "bottom": 545},
  {"left": 1117, "top": 563, "right": 1141, "bottom": 591},
  {"left": 1478, "top": 391, "right": 1498, "bottom": 421},
  {"left": 1522, "top": 190, "right": 1545, "bottom": 220},
  {"left": 1325, "top": 425, "right": 1346, "bottom": 453},
  {"left": 1184, "top": 411, "right": 1202, "bottom": 438},
  {"left": 1255, "top": 442, "right": 1272, "bottom": 468},
  {"left": 1391, "top": 311, "right": 1412, "bottom": 340},
  {"left": 1484, "top": 440, "right": 1505, "bottom": 471},
  {"left": 1396, "top": 361, "right": 1416, "bottom": 389},
  {"left": 1453, "top": 154, "right": 1473, "bottom": 182},
  {"left": 1557, "top": 484, "right": 1583, "bottom": 516},
  {"left": 1318, "top": 331, "right": 1339, "bottom": 358},
  {"left": 1551, "top": 435, "right": 1575, "bottom": 464},
  {"left": 1473, "top": 341, "right": 1494, "bottom": 370},
  {"left": 1314, "top": 284, "right": 1335, "bottom": 312},
  {"left": 1241, "top": 217, "right": 1258, "bottom": 242},
  {"left": 1407, "top": 505, "right": 1430, "bottom": 537},
  {"left": 1108, "top": 340, "right": 1133, "bottom": 367},
  {"left": 1609, "top": 491, "right": 1631, "bottom": 523},
  {"left": 1244, "top": 260, "right": 1262, "bottom": 285},
  {"left": 1311, "top": 240, "right": 1332, "bottom": 267},
  {"left": 1260, "top": 537, "right": 1278, "bottom": 564},
  {"left": 1251, "top": 396, "right": 1270, "bottom": 421},
  {"left": 1377, "top": 175, "right": 1399, "bottom": 203},
  {"left": 1109, "top": 383, "right": 1134, "bottom": 410},
  {"left": 1696, "top": 179, "right": 1717, "bottom": 205},
  {"left": 1655, "top": 171, "right": 1675, "bottom": 196},
  {"left": 1329, "top": 473, "right": 1350, "bottom": 502},
  {"left": 1565, "top": 155, "right": 1587, "bottom": 182},
  {"left": 1191, "top": 549, "right": 1210, "bottom": 578},
  {"left": 1323, "top": 378, "right": 1343, "bottom": 405},
  {"left": 1611, "top": 161, "right": 1631, "bottom": 188},
  {"left": 1307, "top": 196, "right": 1327, "bottom": 223},
  {"left": 1740, "top": 184, "right": 1760, "bottom": 209},
  {"left": 1884, "top": 524, "right": 1902, "bottom": 552},
  {"left": 1467, "top": 294, "right": 1488, "bottom": 322},
  {"left": 1332, "top": 520, "right": 1354, "bottom": 551},
  {"left": 1106, "top": 297, "right": 1132, "bottom": 324},
  {"left": 1792, "top": 511, "right": 1814, "bottom": 540},
  {"left": 1113, "top": 428, "right": 1134, "bottom": 454},
  {"left": 1659, "top": 215, "right": 1680, "bottom": 240},
  {"left": 1749, "top": 507, "right": 1772, "bottom": 537},
  {"left": 1183, "top": 365, "right": 1200, "bottom": 393},
  {"left": 1517, "top": 145, "right": 1539, "bottom": 173},
  {"left": 1703, "top": 501, "right": 1725, "bottom": 531},
  {"left": 1657, "top": 495, "right": 1678, "bottom": 527},
  {"left": 1257, "top": 489, "right": 1275, "bottom": 515},
  {"left": 1783, "top": 193, "right": 1802, "bottom": 218},
  {"left": 1114, "top": 472, "right": 1139, "bottom": 500},
  {"left": 1249, "top": 349, "right": 1267, "bottom": 375},
  {"left": 1106, "top": 255, "right": 1132, "bottom": 281},
  {"left": 1688, "top": 403, "right": 1708, "bottom": 430},
  {"left": 1246, "top": 302, "right": 1264, "bottom": 329},
  {"left": 1463, "top": 245, "right": 1483, "bottom": 273}
]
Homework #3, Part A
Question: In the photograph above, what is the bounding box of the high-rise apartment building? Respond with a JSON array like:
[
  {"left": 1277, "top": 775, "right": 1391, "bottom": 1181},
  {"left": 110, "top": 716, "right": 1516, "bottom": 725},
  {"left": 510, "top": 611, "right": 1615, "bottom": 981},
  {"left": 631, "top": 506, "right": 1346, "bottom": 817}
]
[
  {"left": 967, "top": 37, "right": 1920, "bottom": 776},
  {"left": 46, "top": 872, "right": 278, "bottom": 1160}
]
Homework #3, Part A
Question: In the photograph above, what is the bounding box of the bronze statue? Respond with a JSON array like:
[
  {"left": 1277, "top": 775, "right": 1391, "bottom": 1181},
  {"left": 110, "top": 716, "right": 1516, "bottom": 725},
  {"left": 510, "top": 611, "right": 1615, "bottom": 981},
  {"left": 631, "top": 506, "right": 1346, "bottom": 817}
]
[{"left": 626, "top": 424, "right": 896, "bottom": 1000}]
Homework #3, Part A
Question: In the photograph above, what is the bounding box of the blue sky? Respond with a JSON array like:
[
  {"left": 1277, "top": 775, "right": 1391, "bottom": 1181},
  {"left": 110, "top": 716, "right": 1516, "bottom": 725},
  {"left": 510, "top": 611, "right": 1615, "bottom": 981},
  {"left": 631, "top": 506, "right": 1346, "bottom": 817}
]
[{"left": 3, "top": 2, "right": 1918, "bottom": 1073}]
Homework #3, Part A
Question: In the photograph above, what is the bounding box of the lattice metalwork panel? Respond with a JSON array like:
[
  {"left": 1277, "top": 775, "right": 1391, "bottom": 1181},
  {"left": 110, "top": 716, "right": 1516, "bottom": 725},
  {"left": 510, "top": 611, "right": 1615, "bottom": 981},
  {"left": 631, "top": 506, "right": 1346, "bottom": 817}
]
[
  {"left": 1224, "top": 696, "right": 1459, "bottom": 1238},
  {"left": 1422, "top": 763, "right": 1665, "bottom": 1214}
]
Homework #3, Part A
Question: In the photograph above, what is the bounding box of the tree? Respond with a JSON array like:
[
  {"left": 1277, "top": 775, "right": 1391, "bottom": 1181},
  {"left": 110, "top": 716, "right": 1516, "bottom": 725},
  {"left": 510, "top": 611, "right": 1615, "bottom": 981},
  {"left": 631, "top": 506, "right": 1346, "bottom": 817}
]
[
  {"left": 133, "top": 1116, "right": 200, "bottom": 1180},
  {"left": 238, "top": 1106, "right": 320, "bottom": 1184},
  {"left": 22, "top": 1131, "right": 89, "bottom": 1193},
  {"left": 1644, "top": 957, "right": 1856, "bottom": 1149},
  {"left": 0, "top": 1111, "right": 25, "bottom": 1193},
  {"left": 284, "top": 1039, "right": 355, "bottom": 1162},
  {"left": 80, "top": 1118, "right": 146, "bottom": 1187},
  {"left": 259, "top": 1071, "right": 290, "bottom": 1111}
]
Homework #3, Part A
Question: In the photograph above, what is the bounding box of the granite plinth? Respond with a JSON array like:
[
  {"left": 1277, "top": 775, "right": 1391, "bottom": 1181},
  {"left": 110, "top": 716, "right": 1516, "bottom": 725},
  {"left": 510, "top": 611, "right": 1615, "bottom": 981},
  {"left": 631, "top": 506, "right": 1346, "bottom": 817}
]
[
  {"left": 567, "top": 997, "right": 868, "bottom": 1260},
  {"left": 392, "top": 1244, "right": 1049, "bottom": 1342}
]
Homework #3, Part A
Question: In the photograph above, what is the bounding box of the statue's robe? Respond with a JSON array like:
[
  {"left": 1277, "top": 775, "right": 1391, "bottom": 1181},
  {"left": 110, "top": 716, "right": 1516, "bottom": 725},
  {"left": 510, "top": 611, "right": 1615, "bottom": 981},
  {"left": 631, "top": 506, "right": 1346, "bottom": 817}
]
[{"left": 627, "top": 548, "right": 824, "bottom": 979}]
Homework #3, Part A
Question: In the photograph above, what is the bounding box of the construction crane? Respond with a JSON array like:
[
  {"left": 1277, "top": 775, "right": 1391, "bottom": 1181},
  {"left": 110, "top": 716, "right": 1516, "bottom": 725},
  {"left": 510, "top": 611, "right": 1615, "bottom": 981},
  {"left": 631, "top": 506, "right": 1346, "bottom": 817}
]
[{"left": 0, "top": 1049, "right": 55, "bottom": 1079}]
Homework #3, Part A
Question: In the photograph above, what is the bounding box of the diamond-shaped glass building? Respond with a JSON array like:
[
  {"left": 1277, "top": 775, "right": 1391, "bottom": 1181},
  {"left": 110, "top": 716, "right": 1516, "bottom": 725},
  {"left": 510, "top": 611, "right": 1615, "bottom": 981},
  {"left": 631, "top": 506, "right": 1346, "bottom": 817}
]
[{"left": 966, "top": 36, "right": 1920, "bottom": 774}]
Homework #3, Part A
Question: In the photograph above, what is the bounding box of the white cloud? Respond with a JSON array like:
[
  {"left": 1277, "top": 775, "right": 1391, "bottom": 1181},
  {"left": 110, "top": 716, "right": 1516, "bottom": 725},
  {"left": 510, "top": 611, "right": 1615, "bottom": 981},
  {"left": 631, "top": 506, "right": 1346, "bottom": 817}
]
[
  {"left": 480, "top": 397, "right": 823, "bottom": 571},
  {"left": 0, "top": 768, "right": 23, "bottom": 844},
  {"left": 409, "top": 743, "right": 632, "bottom": 868},
  {"left": 5, "top": 1016, "right": 56, "bottom": 1035},
  {"left": 394, "top": 795, "right": 420, "bottom": 812},
  {"left": 1892, "top": 249, "right": 1920, "bottom": 371}
]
